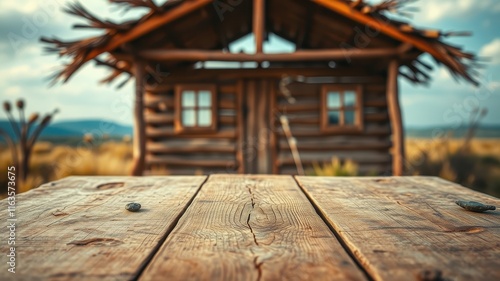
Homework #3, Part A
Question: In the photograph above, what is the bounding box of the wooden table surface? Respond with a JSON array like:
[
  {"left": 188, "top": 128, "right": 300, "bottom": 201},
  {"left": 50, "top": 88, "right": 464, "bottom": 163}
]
[{"left": 1, "top": 175, "right": 499, "bottom": 281}]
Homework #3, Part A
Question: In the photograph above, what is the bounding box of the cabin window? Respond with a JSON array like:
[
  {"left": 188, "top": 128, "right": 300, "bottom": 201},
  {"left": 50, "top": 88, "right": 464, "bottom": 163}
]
[
  {"left": 321, "top": 85, "right": 363, "bottom": 132},
  {"left": 175, "top": 85, "right": 217, "bottom": 133}
]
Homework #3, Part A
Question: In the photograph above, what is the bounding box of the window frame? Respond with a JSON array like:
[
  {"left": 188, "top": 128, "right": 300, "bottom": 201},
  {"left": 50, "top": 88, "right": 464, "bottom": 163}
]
[
  {"left": 175, "top": 84, "right": 217, "bottom": 134},
  {"left": 320, "top": 85, "right": 364, "bottom": 133}
]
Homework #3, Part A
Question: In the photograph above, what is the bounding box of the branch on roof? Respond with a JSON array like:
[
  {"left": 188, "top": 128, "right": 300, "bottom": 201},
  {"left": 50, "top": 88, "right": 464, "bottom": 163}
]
[
  {"left": 65, "top": 2, "right": 130, "bottom": 31},
  {"left": 40, "top": 0, "right": 481, "bottom": 87},
  {"left": 358, "top": 0, "right": 417, "bottom": 16},
  {"left": 109, "top": 0, "right": 162, "bottom": 14},
  {"left": 94, "top": 57, "right": 132, "bottom": 74}
]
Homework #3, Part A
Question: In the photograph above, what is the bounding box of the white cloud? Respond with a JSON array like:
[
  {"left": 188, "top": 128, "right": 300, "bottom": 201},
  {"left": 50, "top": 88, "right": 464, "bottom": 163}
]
[
  {"left": 4, "top": 86, "right": 22, "bottom": 97},
  {"left": 438, "top": 68, "right": 451, "bottom": 80},
  {"left": 412, "top": 0, "right": 500, "bottom": 23},
  {"left": 480, "top": 38, "right": 500, "bottom": 64},
  {"left": 486, "top": 81, "right": 500, "bottom": 93}
]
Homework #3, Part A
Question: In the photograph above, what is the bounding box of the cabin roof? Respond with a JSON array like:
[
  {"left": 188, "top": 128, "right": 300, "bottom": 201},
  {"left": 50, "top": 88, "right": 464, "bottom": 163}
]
[{"left": 41, "top": 0, "right": 480, "bottom": 86}]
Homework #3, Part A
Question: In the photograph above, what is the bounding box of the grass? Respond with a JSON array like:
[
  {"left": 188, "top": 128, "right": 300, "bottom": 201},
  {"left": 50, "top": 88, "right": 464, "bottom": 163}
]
[
  {"left": 0, "top": 141, "right": 132, "bottom": 194},
  {"left": 406, "top": 138, "right": 500, "bottom": 198},
  {"left": 1, "top": 138, "right": 499, "bottom": 198}
]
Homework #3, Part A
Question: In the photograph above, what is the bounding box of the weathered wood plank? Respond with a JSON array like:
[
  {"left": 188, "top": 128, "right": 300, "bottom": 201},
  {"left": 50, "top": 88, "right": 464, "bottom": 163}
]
[
  {"left": 279, "top": 141, "right": 391, "bottom": 151},
  {"left": 278, "top": 155, "right": 391, "bottom": 167},
  {"left": 140, "top": 175, "right": 367, "bottom": 281},
  {"left": 0, "top": 176, "right": 207, "bottom": 280},
  {"left": 146, "top": 155, "right": 237, "bottom": 168},
  {"left": 147, "top": 142, "right": 236, "bottom": 154},
  {"left": 277, "top": 125, "right": 390, "bottom": 137},
  {"left": 296, "top": 176, "right": 500, "bottom": 281},
  {"left": 146, "top": 127, "right": 237, "bottom": 139}
]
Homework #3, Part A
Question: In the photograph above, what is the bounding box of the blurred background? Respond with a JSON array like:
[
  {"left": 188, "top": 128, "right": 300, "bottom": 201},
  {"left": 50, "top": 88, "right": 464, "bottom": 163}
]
[{"left": 1, "top": 0, "right": 499, "bottom": 197}]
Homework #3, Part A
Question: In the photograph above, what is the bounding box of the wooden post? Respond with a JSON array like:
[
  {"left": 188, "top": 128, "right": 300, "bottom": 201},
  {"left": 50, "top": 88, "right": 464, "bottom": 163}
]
[
  {"left": 253, "top": 0, "right": 264, "bottom": 53},
  {"left": 131, "top": 59, "right": 146, "bottom": 176},
  {"left": 387, "top": 59, "right": 404, "bottom": 176}
]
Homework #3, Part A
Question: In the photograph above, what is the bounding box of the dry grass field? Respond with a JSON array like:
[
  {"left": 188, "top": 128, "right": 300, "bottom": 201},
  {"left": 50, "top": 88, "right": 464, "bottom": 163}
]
[
  {"left": 405, "top": 138, "right": 500, "bottom": 197},
  {"left": 1, "top": 138, "right": 499, "bottom": 197}
]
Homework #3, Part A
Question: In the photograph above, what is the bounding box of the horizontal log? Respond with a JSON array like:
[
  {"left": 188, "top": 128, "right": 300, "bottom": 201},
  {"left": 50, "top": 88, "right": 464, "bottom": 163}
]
[
  {"left": 278, "top": 164, "right": 391, "bottom": 175},
  {"left": 276, "top": 116, "right": 386, "bottom": 126},
  {"left": 146, "top": 155, "right": 237, "bottom": 168},
  {"left": 147, "top": 143, "right": 236, "bottom": 154},
  {"left": 277, "top": 156, "right": 391, "bottom": 166},
  {"left": 364, "top": 98, "right": 387, "bottom": 108},
  {"left": 277, "top": 126, "right": 390, "bottom": 137},
  {"left": 147, "top": 68, "right": 380, "bottom": 81},
  {"left": 365, "top": 84, "right": 386, "bottom": 92},
  {"left": 146, "top": 127, "right": 237, "bottom": 139},
  {"left": 278, "top": 103, "right": 319, "bottom": 113},
  {"left": 279, "top": 142, "right": 391, "bottom": 151},
  {"left": 365, "top": 112, "right": 389, "bottom": 122},
  {"left": 139, "top": 48, "right": 401, "bottom": 62},
  {"left": 279, "top": 116, "right": 319, "bottom": 125},
  {"left": 145, "top": 114, "right": 174, "bottom": 125},
  {"left": 219, "top": 100, "right": 236, "bottom": 110},
  {"left": 219, "top": 85, "right": 237, "bottom": 94},
  {"left": 145, "top": 84, "right": 174, "bottom": 93},
  {"left": 144, "top": 97, "right": 174, "bottom": 110}
]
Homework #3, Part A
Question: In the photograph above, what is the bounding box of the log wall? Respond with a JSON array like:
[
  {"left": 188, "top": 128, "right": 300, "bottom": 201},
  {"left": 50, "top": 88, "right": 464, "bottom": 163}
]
[
  {"left": 144, "top": 79, "right": 241, "bottom": 175},
  {"left": 275, "top": 79, "right": 392, "bottom": 175},
  {"left": 141, "top": 68, "right": 393, "bottom": 176}
]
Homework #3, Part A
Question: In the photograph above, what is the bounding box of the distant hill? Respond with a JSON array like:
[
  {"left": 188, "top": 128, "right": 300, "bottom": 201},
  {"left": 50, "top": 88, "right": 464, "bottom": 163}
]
[
  {"left": 1, "top": 118, "right": 499, "bottom": 140},
  {"left": 406, "top": 125, "right": 500, "bottom": 139},
  {"left": 0, "top": 119, "right": 133, "bottom": 140}
]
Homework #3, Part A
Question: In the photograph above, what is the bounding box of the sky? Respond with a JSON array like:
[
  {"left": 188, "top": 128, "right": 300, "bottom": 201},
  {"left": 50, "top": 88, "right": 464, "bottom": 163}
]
[{"left": 0, "top": 0, "right": 499, "bottom": 128}]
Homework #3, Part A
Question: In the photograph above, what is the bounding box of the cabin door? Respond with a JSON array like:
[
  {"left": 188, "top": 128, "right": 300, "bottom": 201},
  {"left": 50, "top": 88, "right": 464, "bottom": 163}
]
[{"left": 242, "top": 79, "right": 276, "bottom": 174}]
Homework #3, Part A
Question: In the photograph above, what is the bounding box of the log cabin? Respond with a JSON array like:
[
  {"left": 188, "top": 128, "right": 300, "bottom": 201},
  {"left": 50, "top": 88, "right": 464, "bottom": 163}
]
[{"left": 42, "top": 0, "right": 479, "bottom": 176}]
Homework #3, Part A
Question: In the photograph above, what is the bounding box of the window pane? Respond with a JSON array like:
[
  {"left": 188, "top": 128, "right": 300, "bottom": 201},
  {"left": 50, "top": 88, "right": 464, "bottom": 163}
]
[
  {"left": 182, "top": 91, "right": 195, "bottom": 107},
  {"left": 327, "top": 92, "right": 340, "bottom": 108},
  {"left": 198, "top": 91, "right": 212, "bottom": 107},
  {"left": 345, "top": 110, "right": 356, "bottom": 125},
  {"left": 328, "top": 110, "right": 340, "bottom": 125},
  {"left": 182, "top": 109, "right": 196, "bottom": 127},
  {"left": 344, "top": 91, "right": 357, "bottom": 107},
  {"left": 198, "top": 109, "right": 212, "bottom": 127}
]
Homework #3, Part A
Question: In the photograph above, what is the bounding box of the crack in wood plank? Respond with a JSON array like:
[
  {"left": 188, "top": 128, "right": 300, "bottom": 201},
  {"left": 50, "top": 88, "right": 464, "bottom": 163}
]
[
  {"left": 67, "top": 237, "right": 123, "bottom": 246},
  {"left": 246, "top": 184, "right": 259, "bottom": 247},
  {"left": 139, "top": 175, "right": 367, "bottom": 280},
  {"left": 246, "top": 184, "right": 262, "bottom": 281}
]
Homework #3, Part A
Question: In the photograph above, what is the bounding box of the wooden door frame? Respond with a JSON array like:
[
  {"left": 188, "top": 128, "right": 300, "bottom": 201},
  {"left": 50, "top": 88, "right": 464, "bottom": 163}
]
[{"left": 240, "top": 78, "right": 277, "bottom": 174}]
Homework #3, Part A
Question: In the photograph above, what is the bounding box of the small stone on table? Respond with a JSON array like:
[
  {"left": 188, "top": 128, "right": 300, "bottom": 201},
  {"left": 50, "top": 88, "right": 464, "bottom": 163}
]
[
  {"left": 455, "top": 200, "right": 495, "bottom": 213},
  {"left": 126, "top": 202, "right": 141, "bottom": 212}
]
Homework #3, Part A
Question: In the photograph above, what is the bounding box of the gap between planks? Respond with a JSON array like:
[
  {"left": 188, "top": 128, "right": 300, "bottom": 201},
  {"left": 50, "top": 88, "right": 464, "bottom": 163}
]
[
  {"left": 292, "top": 175, "right": 375, "bottom": 281},
  {"left": 131, "top": 176, "right": 209, "bottom": 281},
  {"left": 139, "top": 174, "right": 367, "bottom": 281}
]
